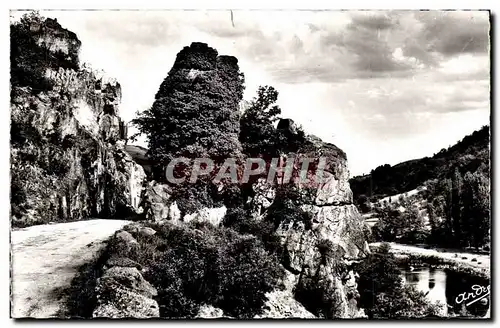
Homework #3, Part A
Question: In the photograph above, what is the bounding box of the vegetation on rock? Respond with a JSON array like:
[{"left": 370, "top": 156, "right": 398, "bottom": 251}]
[
  {"left": 132, "top": 42, "right": 245, "bottom": 213},
  {"left": 110, "top": 222, "right": 285, "bottom": 318}
]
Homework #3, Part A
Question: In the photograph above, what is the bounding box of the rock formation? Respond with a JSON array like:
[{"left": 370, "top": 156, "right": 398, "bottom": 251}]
[
  {"left": 10, "top": 14, "right": 145, "bottom": 227},
  {"left": 130, "top": 42, "right": 370, "bottom": 318},
  {"left": 252, "top": 119, "right": 370, "bottom": 318},
  {"left": 93, "top": 230, "right": 159, "bottom": 318}
]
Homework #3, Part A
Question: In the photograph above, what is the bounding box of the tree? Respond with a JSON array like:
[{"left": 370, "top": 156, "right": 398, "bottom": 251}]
[
  {"left": 462, "top": 171, "right": 490, "bottom": 248},
  {"left": 372, "top": 200, "right": 427, "bottom": 244},
  {"left": 450, "top": 167, "right": 463, "bottom": 245},
  {"left": 357, "top": 194, "right": 371, "bottom": 213},
  {"left": 239, "top": 85, "right": 306, "bottom": 159},
  {"left": 239, "top": 85, "right": 282, "bottom": 158}
]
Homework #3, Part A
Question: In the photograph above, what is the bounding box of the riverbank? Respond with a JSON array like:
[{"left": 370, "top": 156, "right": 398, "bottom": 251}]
[{"left": 369, "top": 242, "right": 490, "bottom": 279}]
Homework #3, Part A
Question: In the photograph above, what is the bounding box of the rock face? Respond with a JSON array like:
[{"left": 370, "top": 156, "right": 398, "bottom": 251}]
[
  {"left": 259, "top": 119, "right": 370, "bottom": 318},
  {"left": 141, "top": 181, "right": 227, "bottom": 226},
  {"left": 10, "top": 15, "right": 145, "bottom": 227},
  {"left": 255, "top": 272, "right": 316, "bottom": 319}
]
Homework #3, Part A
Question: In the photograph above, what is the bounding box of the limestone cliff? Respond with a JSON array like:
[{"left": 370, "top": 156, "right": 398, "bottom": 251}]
[
  {"left": 10, "top": 14, "right": 145, "bottom": 227},
  {"left": 252, "top": 120, "right": 370, "bottom": 318}
]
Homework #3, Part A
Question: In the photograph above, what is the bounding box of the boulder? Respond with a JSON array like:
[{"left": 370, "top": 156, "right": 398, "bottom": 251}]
[
  {"left": 195, "top": 304, "right": 227, "bottom": 319},
  {"left": 138, "top": 227, "right": 156, "bottom": 237},
  {"left": 93, "top": 287, "right": 159, "bottom": 318},
  {"left": 110, "top": 230, "right": 140, "bottom": 256},
  {"left": 98, "top": 266, "right": 157, "bottom": 298},
  {"left": 183, "top": 206, "right": 227, "bottom": 227},
  {"left": 115, "top": 230, "right": 138, "bottom": 245},
  {"left": 142, "top": 182, "right": 226, "bottom": 227},
  {"left": 105, "top": 256, "right": 143, "bottom": 271}
]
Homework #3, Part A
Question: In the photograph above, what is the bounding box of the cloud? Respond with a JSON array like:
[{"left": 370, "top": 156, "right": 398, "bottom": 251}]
[{"left": 415, "top": 11, "right": 490, "bottom": 56}]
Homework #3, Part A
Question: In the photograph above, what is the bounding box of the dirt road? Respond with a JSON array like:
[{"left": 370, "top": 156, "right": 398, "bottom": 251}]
[{"left": 10, "top": 219, "right": 131, "bottom": 318}]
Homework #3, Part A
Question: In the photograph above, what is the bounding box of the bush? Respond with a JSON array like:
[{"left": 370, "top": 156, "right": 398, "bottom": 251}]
[
  {"left": 222, "top": 207, "right": 283, "bottom": 256},
  {"left": 119, "top": 222, "right": 284, "bottom": 318},
  {"left": 265, "top": 184, "right": 314, "bottom": 229}
]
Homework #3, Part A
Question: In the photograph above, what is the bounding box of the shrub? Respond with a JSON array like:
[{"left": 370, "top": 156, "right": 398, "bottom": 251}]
[
  {"left": 222, "top": 207, "right": 283, "bottom": 256},
  {"left": 265, "top": 184, "right": 314, "bottom": 229},
  {"left": 120, "top": 223, "right": 284, "bottom": 318}
]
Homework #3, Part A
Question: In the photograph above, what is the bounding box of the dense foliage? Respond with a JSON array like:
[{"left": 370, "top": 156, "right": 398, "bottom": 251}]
[
  {"left": 117, "top": 222, "right": 285, "bottom": 318},
  {"left": 371, "top": 198, "right": 429, "bottom": 244},
  {"left": 239, "top": 85, "right": 306, "bottom": 158},
  {"left": 356, "top": 243, "right": 443, "bottom": 319},
  {"left": 133, "top": 43, "right": 244, "bottom": 166},
  {"left": 425, "top": 165, "right": 490, "bottom": 248}
]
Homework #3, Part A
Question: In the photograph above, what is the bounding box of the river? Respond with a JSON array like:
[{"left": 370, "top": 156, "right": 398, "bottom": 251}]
[{"left": 400, "top": 266, "right": 490, "bottom": 317}]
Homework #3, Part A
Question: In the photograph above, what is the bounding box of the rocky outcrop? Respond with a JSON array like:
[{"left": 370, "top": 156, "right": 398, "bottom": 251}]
[
  {"left": 195, "top": 305, "right": 229, "bottom": 319},
  {"left": 255, "top": 272, "right": 316, "bottom": 319},
  {"left": 93, "top": 266, "right": 159, "bottom": 318},
  {"left": 10, "top": 15, "right": 145, "bottom": 227},
  {"left": 255, "top": 119, "right": 370, "bottom": 318},
  {"left": 141, "top": 181, "right": 227, "bottom": 226},
  {"left": 93, "top": 229, "right": 160, "bottom": 318}
]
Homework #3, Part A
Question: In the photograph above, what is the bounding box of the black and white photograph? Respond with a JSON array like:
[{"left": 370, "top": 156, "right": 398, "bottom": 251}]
[{"left": 9, "top": 8, "right": 491, "bottom": 320}]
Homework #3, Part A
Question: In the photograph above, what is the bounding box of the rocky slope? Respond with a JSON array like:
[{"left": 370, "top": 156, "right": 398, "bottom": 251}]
[
  {"left": 259, "top": 125, "right": 370, "bottom": 318},
  {"left": 10, "top": 14, "right": 145, "bottom": 227}
]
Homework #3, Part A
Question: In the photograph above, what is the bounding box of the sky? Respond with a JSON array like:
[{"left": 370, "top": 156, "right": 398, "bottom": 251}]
[{"left": 13, "top": 10, "right": 491, "bottom": 176}]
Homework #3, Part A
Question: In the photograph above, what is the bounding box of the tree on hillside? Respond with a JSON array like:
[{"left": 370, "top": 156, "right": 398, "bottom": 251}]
[
  {"left": 462, "top": 170, "right": 490, "bottom": 248},
  {"left": 426, "top": 166, "right": 490, "bottom": 249},
  {"left": 450, "top": 167, "right": 463, "bottom": 244}
]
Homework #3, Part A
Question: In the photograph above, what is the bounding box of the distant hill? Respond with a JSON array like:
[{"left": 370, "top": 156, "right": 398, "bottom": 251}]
[{"left": 350, "top": 125, "right": 490, "bottom": 203}]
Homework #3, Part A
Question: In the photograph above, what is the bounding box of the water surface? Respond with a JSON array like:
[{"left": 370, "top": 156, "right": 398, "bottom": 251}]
[{"left": 400, "top": 266, "right": 489, "bottom": 317}]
